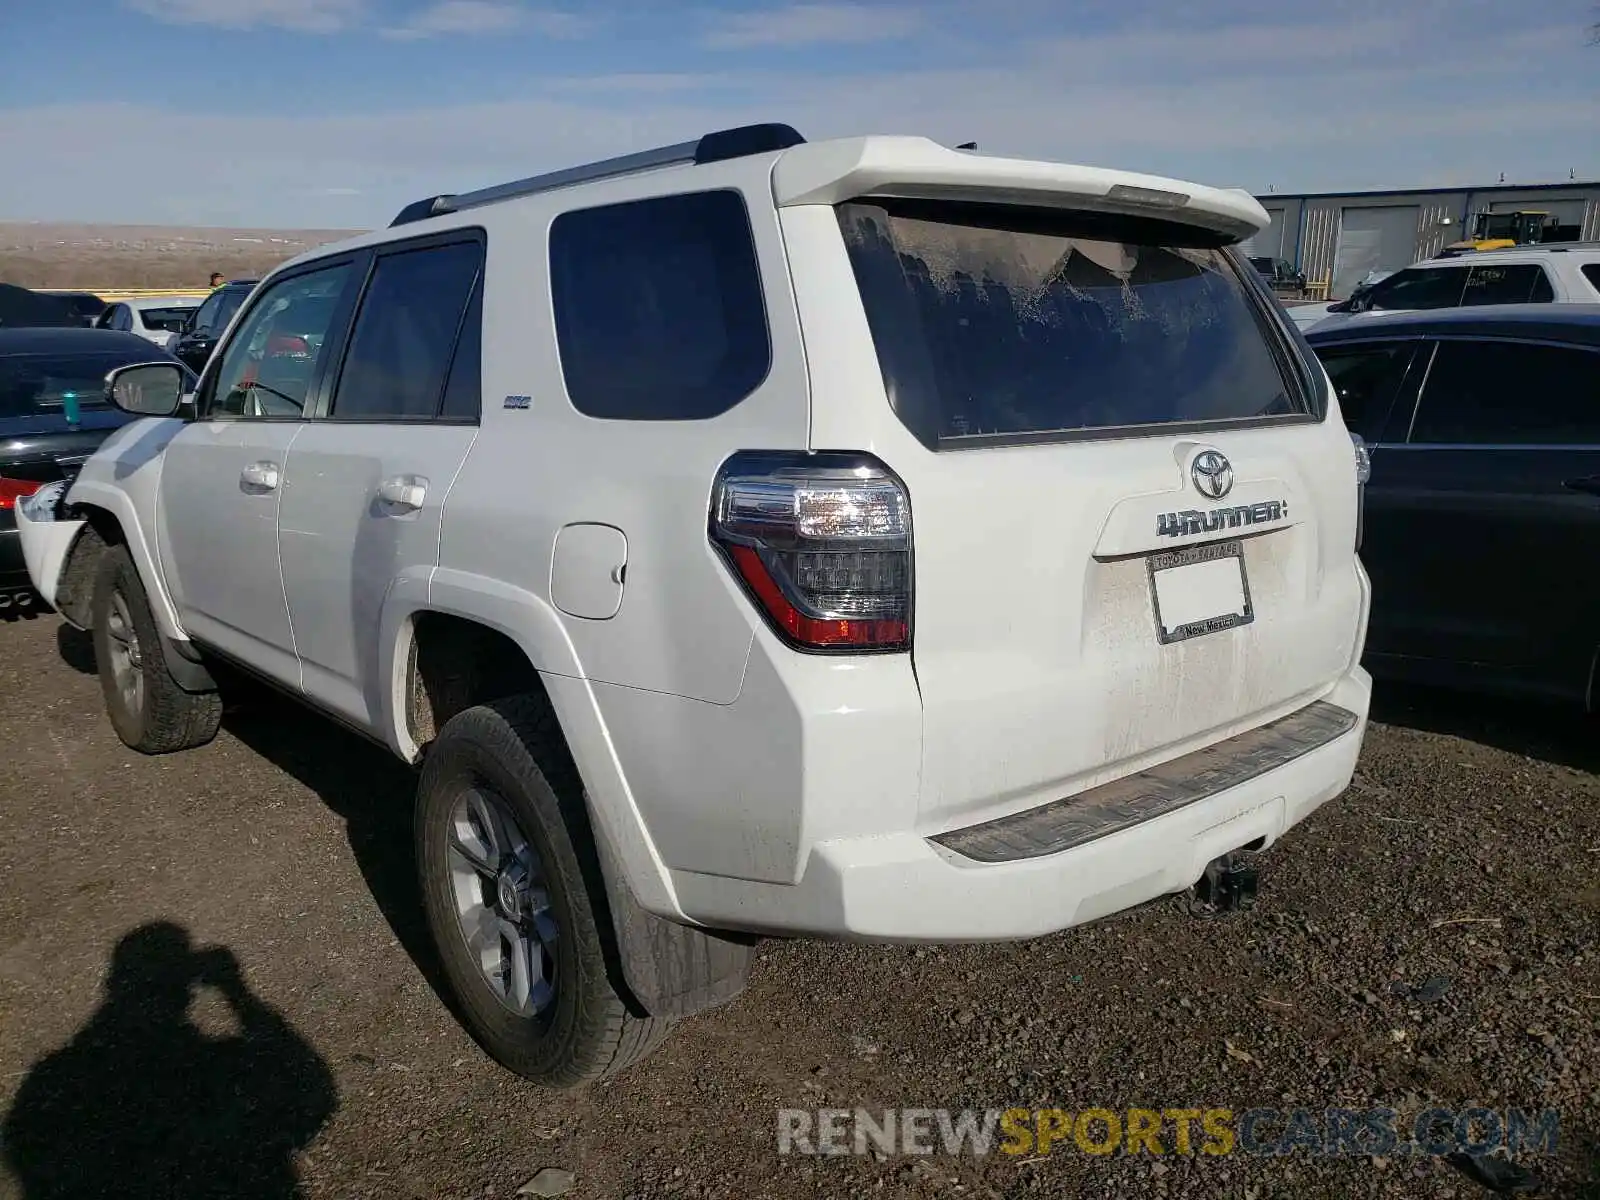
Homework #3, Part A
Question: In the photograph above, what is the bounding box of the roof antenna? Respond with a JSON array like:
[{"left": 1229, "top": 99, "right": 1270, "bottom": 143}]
[{"left": 955, "top": 141, "right": 977, "bottom": 151}]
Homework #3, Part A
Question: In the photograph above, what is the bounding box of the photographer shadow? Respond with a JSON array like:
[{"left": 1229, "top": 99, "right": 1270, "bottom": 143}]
[{"left": 2, "top": 921, "right": 336, "bottom": 1200}]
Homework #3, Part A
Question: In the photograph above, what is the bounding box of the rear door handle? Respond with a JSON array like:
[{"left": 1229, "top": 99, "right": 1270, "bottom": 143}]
[
  {"left": 378, "top": 474, "right": 428, "bottom": 512},
  {"left": 240, "top": 460, "right": 281, "bottom": 492},
  {"left": 1564, "top": 475, "right": 1600, "bottom": 498}
]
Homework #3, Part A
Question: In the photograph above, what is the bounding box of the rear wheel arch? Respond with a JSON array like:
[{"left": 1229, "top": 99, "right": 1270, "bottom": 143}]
[{"left": 400, "top": 608, "right": 753, "bottom": 1022}]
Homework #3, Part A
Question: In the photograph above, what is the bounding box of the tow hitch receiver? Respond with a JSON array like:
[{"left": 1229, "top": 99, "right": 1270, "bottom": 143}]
[{"left": 1191, "top": 853, "right": 1259, "bottom": 914}]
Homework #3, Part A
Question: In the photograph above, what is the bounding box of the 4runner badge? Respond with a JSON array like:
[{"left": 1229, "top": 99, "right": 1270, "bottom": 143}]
[
  {"left": 503, "top": 394, "right": 532, "bottom": 410},
  {"left": 1157, "top": 500, "right": 1288, "bottom": 538}
]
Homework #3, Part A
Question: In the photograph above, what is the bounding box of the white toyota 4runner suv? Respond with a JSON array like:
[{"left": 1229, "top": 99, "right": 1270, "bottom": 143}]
[{"left": 18, "top": 124, "right": 1372, "bottom": 1086}]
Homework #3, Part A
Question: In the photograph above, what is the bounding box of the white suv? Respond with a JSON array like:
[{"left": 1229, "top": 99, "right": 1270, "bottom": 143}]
[
  {"left": 17, "top": 124, "right": 1372, "bottom": 1086},
  {"left": 1289, "top": 242, "right": 1600, "bottom": 331}
]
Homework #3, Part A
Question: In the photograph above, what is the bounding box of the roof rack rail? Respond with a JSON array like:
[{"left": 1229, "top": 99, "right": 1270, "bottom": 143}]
[{"left": 388, "top": 122, "right": 804, "bottom": 228}]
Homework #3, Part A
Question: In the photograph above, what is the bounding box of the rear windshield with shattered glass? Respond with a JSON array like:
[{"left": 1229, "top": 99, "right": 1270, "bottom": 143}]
[{"left": 837, "top": 200, "right": 1308, "bottom": 448}]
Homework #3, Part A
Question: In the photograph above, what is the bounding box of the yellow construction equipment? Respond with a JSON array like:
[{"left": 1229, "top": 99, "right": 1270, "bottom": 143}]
[{"left": 1439, "top": 210, "right": 1557, "bottom": 256}]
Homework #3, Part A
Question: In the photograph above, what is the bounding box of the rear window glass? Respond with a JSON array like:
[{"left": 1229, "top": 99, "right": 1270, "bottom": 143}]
[
  {"left": 837, "top": 201, "right": 1305, "bottom": 447},
  {"left": 0, "top": 352, "right": 148, "bottom": 418},
  {"left": 139, "top": 306, "right": 197, "bottom": 333}
]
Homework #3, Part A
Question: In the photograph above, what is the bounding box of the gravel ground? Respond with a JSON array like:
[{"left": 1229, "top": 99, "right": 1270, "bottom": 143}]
[{"left": 0, "top": 611, "right": 1596, "bottom": 1199}]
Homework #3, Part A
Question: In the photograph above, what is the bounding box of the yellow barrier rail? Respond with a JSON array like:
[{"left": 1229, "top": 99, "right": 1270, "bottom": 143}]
[{"left": 38, "top": 288, "right": 212, "bottom": 300}]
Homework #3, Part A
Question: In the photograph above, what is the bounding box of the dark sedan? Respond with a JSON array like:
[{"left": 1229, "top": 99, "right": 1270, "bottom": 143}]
[
  {"left": 1307, "top": 305, "right": 1600, "bottom": 709},
  {"left": 0, "top": 327, "right": 196, "bottom": 610}
]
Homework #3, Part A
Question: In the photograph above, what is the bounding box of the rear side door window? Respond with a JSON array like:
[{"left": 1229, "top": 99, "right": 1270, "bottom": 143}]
[
  {"left": 1461, "top": 264, "right": 1554, "bottom": 306},
  {"left": 1408, "top": 340, "right": 1600, "bottom": 445},
  {"left": 437, "top": 277, "right": 483, "bottom": 421},
  {"left": 329, "top": 238, "right": 483, "bottom": 421},
  {"left": 1366, "top": 267, "right": 1467, "bottom": 312},
  {"left": 1313, "top": 342, "right": 1419, "bottom": 441}
]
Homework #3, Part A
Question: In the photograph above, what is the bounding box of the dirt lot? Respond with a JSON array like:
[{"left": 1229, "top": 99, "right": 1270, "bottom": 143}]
[
  {"left": 0, "top": 223, "right": 361, "bottom": 290},
  {"left": 0, "top": 610, "right": 1596, "bottom": 1200}
]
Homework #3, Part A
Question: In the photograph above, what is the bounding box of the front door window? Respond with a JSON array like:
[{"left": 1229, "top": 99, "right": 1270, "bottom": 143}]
[{"left": 210, "top": 267, "right": 352, "bottom": 419}]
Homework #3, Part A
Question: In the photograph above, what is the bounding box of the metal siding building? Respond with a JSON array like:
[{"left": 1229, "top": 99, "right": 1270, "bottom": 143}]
[{"left": 1242, "top": 182, "right": 1600, "bottom": 299}]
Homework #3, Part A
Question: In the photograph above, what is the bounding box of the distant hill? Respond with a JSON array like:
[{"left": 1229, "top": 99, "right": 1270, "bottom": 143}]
[{"left": 0, "top": 222, "right": 366, "bottom": 290}]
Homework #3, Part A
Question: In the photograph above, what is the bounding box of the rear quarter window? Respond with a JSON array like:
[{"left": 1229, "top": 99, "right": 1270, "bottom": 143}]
[
  {"left": 838, "top": 200, "right": 1308, "bottom": 448},
  {"left": 549, "top": 189, "right": 770, "bottom": 421}
]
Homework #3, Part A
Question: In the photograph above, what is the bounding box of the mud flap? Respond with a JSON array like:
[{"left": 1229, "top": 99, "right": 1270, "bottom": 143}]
[
  {"left": 590, "top": 808, "right": 754, "bottom": 1019},
  {"left": 163, "top": 634, "right": 218, "bottom": 694}
]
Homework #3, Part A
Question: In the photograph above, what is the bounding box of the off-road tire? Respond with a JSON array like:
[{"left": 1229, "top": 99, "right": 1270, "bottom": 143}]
[
  {"left": 91, "top": 545, "right": 222, "bottom": 754},
  {"left": 416, "top": 695, "right": 673, "bottom": 1086}
]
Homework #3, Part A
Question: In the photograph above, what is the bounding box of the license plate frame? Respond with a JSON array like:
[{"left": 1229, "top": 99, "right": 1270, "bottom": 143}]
[{"left": 1147, "top": 539, "right": 1254, "bottom": 645}]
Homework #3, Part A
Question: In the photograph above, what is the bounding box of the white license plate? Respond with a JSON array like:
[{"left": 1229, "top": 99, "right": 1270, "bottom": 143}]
[{"left": 1147, "top": 540, "right": 1253, "bottom": 644}]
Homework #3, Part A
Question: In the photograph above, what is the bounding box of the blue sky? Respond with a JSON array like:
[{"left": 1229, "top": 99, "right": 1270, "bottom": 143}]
[{"left": 1, "top": 0, "right": 1596, "bottom": 228}]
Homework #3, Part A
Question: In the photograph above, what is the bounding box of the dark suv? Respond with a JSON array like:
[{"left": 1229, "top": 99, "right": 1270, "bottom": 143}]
[{"left": 170, "top": 279, "right": 258, "bottom": 373}]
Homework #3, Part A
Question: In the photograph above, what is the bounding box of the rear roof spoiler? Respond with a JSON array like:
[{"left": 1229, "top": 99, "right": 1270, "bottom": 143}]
[{"left": 771, "top": 137, "right": 1268, "bottom": 243}]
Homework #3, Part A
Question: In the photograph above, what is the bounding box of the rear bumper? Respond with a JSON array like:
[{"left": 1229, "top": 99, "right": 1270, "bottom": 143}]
[
  {"left": 667, "top": 667, "right": 1369, "bottom": 941},
  {"left": 12, "top": 482, "right": 83, "bottom": 609}
]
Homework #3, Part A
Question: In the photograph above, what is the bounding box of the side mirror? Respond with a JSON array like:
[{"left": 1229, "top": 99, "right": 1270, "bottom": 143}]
[{"left": 105, "top": 362, "right": 186, "bottom": 418}]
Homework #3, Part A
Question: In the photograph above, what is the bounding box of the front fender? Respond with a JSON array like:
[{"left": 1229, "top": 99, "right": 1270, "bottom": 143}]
[
  {"left": 64, "top": 417, "right": 190, "bottom": 645},
  {"left": 67, "top": 478, "right": 187, "bottom": 644}
]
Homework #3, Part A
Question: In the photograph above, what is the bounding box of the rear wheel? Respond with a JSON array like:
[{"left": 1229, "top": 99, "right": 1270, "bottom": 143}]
[
  {"left": 91, "top": 545, "right": 222, "bottom": 754},
  {"left": 416, "top": 695, "right": 672, "bottom": 1086}
]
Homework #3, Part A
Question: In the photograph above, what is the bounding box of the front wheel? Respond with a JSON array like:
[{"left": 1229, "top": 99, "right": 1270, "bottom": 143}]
[
  {"left": 91, "top": 545, "right": 222, "bottom": 754},
  {"left": 415, "top": 696, "right": 672, "bottom": 1086}
]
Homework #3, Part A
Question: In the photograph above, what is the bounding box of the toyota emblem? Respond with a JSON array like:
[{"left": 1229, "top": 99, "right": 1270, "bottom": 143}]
[{"left": 1191, "top": 450, "right": 1234, "bottom": 500}]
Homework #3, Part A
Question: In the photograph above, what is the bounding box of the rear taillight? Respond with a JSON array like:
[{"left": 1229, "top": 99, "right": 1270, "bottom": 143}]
[
  {"left": 1350, "top": 433, "right": 1371, "bottom": 552},
  {"left": 710, "top": 452, "right": 912, "bottom": 652},
  {"left": 0, "top": 478, "right": 43, "bottom": 510}
]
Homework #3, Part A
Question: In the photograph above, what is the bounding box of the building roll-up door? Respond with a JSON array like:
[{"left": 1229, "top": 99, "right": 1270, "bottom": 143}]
[
  {"left": 1240, "top": 208, "right": 1285, "bottom": 259},
  {"left": 1332, "top": 205, "right": 1419, "bottom": 299}
]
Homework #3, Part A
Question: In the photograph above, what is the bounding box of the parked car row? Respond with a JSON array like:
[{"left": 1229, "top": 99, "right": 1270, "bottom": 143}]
[
  {"left": 93, "top": 294, "right": 208, "bottom": 350},
  {"left": 0, "top": 327, "right": 198, "bottom": 607},
  {"left": 0, "top": 273, "right": 262, "bottom": 606}
]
